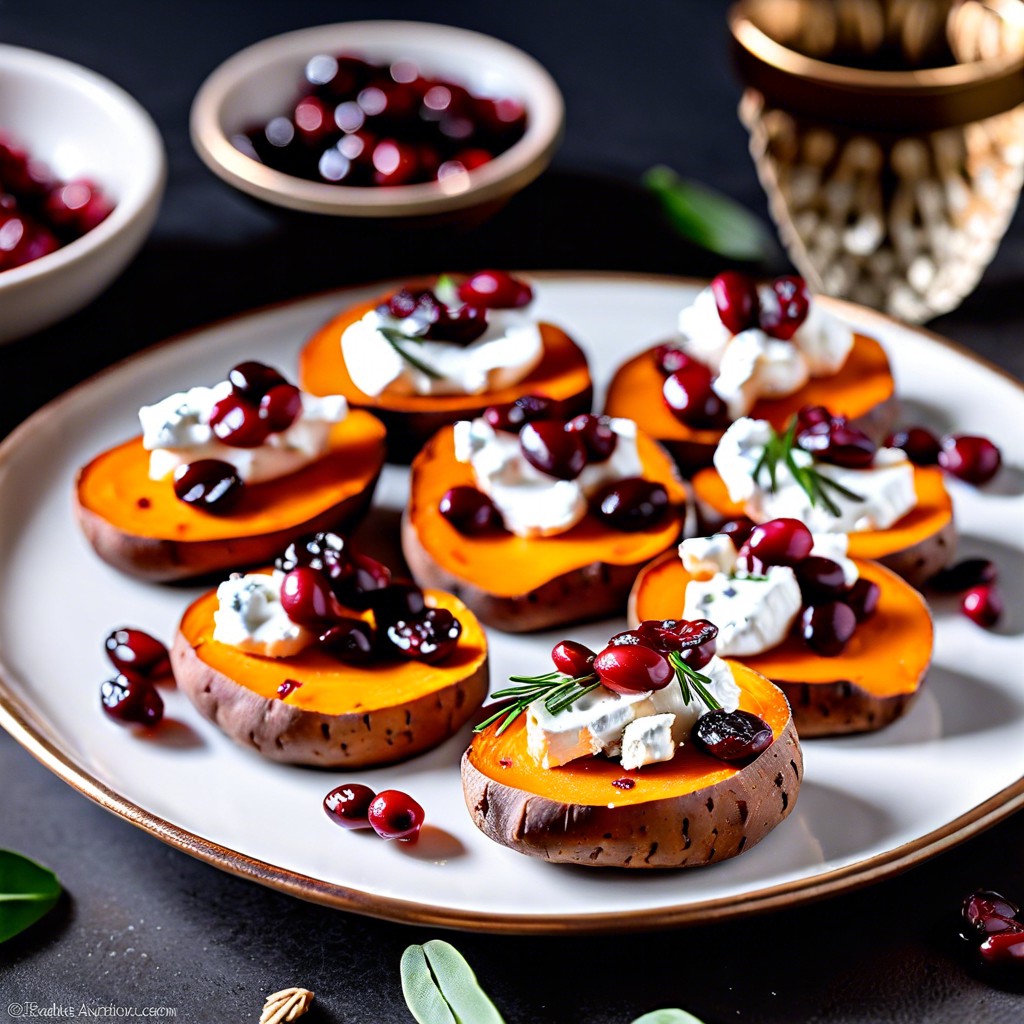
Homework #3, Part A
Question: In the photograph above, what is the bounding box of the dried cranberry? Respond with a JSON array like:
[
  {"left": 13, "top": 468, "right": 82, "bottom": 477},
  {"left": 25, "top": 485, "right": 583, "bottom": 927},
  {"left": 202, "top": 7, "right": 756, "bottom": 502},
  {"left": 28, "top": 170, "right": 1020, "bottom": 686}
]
[
  {"left": 551, "top": 640, "right": 595, "bottom": 677},
  {"left": 386, "top": 608, "right": 461, "bottom": 663},
  {"left": 929, "top": 559, "right": 998, "bottom": 593},
  {"left": 318, "top": 618, "right": 376, "bottom": 664},
  {"left": 173, "top": 460, "right": 244, "bottom": 514},
  {"left": 693, "top": 710, "right": 773, "bottom": 761},
  {"left": 740, "top": 518, "right": 814, "bottom": 569},
  {"left": 457, "top": 269, "right": 532, "bottom": 309},
  {"left": 962, "top": 584, "right": 1003, "bottom": 628},
  {"left": 653, "top": 344, "right": 697, "bottom": 376},
  {"left": 104, "top": 628, "right": 170, "bottom": 679},
  {"left": 259, "top": 384, "right": 302, "bottom": 432},
  {"left": 483, "top": 393, "right": 554, "bottom": 432},
  {"left": 209, "top": 395, "right": 271, "bottom": 449},
  {"left": 636, "top": 619, "right": 718, "bottom": 667},
  {"left": 275, "top": 531, "right": 352, "bottom": 586},
  {"left": 939, "top": 435, "right": 1001, "bottom": 485},
  {"left": 565, "top": 414, "right": 617, "bottom": 462},
  {"left": 760, "top": 275, "right": 809, "bottom": 339},
  {"left": 800, "top": 601, "right": 857, "bottom": 656},
  {"left": 593, "top": 478, "right": 670, "bottom": 532},
  {"left": 280, "top": 568, "right": 344, "bottom": 629},
  {"left": 520, "top": 420, "right": 586, "bottom": 480},
  {"left": 710, "top": 271, "right": 760, "bottom": 334},
  {"left": 100, "top": 674, "right": 164, "bottom": 727},
  {"left": 846, "top": 578, "right": 881, "bottom": 622},
  {"left": 593, "top": 644, "right": 673, "bottom": 694},
  {"left": 324, "top": 783, "right": 376, "bottom": 829},
  {"left": 368, "top": 789, "right": 425, "bottom": 841},
  {"left": 227, "top": 361, "right": 287, "bottom": 403},
  {"left": 439, "top": 486, "right": 505, "bottom": 535},
  {"left": 369, "top": 581, "right": 426, "bottom": 630},
  {"left": 886, "top": 426, "right": 942, "bottom": 466},
  {"left": 795, "top": 557, "right": 848, "bottom": 602}
]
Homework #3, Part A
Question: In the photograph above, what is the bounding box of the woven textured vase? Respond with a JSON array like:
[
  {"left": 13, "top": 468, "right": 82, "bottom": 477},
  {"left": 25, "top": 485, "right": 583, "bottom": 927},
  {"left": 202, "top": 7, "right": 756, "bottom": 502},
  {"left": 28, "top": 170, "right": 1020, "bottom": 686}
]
[{"left": 730, "top": 0, "right": 1024, "bottom": 321}]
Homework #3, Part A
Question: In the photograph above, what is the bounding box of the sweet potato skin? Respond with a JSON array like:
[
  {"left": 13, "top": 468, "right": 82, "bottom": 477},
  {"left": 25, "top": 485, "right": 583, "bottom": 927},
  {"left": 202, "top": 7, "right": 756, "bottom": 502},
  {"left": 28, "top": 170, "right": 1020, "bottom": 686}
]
[
  {"left": 779, "top": 679, "right": 921, "bottom": 737},
  {"left": 461, "top": 718, "right": 802, "bottom": 868},
  {"left": 171, "top": 629, "right": 488, "bottom": 768}
]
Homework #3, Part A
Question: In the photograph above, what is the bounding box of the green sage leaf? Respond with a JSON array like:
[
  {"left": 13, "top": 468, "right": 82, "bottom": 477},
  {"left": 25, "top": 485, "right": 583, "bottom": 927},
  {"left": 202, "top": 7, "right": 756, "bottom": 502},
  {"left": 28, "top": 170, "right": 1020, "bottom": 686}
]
[
  {"left": 0, "top": 850, "right": 61, "bottom": 943},
  {"left": 630, "top": 1011, "right": 708, "bottom": 1024},
  {"left": 644, "top": 165, "right": 780, "bottom": 264},
  {"left": 401, "top": 941, "right": 505, "bottom": 1024}
]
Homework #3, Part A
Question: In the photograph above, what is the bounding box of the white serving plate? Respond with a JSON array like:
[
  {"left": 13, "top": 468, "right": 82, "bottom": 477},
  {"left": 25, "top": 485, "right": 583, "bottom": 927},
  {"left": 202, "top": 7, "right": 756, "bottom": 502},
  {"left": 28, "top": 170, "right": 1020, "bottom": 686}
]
[{"left": 1, "top": 273, "right": 1021, "bottom": 933}]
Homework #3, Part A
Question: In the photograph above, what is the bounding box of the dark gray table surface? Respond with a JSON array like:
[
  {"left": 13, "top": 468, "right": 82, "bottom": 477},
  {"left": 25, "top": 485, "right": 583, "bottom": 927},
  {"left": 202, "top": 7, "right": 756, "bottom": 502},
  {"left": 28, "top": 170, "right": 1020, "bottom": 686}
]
[{"left": 1, "top": 2, "right": 1023, "bottom": 1021}]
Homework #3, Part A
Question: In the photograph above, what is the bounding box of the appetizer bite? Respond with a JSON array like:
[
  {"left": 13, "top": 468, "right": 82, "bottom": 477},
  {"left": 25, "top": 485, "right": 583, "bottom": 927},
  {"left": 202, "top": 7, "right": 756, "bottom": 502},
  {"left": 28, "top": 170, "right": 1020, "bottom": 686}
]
[
  {"left": 463, "top": 622, "right": 801, "bottom": 867},
  {"left": 604, "top": 272, "right": 896, "bottom": 473},
  {"left": 299, "top": 271, "right": 592, "bottom": 461},
  {"left": 691, "top": 407, "right": 955, "bottom": 586},
  {"left": 402, "top": 398, "right": 688, "bottom": 631},
  {"left": 630, "top": 517, "right": 933, "bottom": 736},
  {"left": 172, "top": 533, "right": 488, "bottom": 767},
  {"left": 75, "top": 362, "right": 386, "bottom": 581}
]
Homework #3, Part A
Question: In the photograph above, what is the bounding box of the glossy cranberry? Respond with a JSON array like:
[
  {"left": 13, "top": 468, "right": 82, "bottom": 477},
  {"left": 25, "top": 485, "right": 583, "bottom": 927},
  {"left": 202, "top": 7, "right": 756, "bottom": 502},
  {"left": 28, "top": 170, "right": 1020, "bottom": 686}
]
[
  {"left": 962, "top": 584, "right": 1003, "bottom": 628},
  {"left": 760, "top": 275, "right": 809, "bottom": 340},
  {"left": 307, "top": 54, "right": 373, "bottom": 98},
  {"left": 710, "top": 271, "right": 760, "bottom": 334},
  {"left": 275, "top": 531, "right": 352, "bottom": 586},
  {"left": 452, "top": 147, "right": 492, "bottom": 171},
  {"left": 593, "top": 478, "right": 670, "bottom": 532},
  {"left": 423, "top": 303, "right": 487, "bottom": 345},
  {"left": 886, "top": 426, "right": 942, "bottom": 466},
  {"left": 929, "top": 558, "right": 998, "bottom": 593},
  {"left": 369, "top": 581, "right": 426, "bottom": 630},
  {"left": 565, "top": 414, "right": 617, "bottom": 462},
  {"left": 795, "top": 557, "right": 848, "bottom": 602},
  {"left": 483, "top": 394, "right": 554, "bottom": 432},
  {"left": 227, "top": 361, "right": 287, "bottom": 402},
  {"left": 323, "top": 783, "right": 376, "bottom": 829},
  {"left": 372, "top": 139, "right": 420, "bottom": 185},
  {"left": 718, "top": 517, "right": 756, "bottom": 548},
  {"left": 382, "top": 287, "right": 427, "bottom": 320},
  {"left": 0, "top": 135, "right": 53, "bottom": 198},
  {"left": 939, "top": 435, "right": 1001, "bottom": 485},
  {"left": 653, "top": 343, "right": 697, "bottom": 376},
  {"left": 100, "top": 674, "right": 164, "bottom": 727},
  {"left": 386, "top": 608, "right": 461, "bottom": 663},
  {"left": 368, "top": 789, "right": 425, "bottom": 841},
  {"left": 551, "top": 640, "right": 596, "bottom": 678},
  {"left": 0, "top": 208, "right": 58, "bottom": 270},
  {"left": 172, "top": 459, "right": 244, "bottom": 514},
  {"left": 337, "top": 553, "right": 393, "bottom": 609},
  {"left": 280, "top": 568, "right": 344, "bottom": 629},
  {"left": 800, "top": 601, "right": 857, "bottom": 656},
  {"left": 439, "top": 486, "right": 504, "bottom": 535},
  {"left": 979, "top": 931, "right": 1024, "bottom": 967},
  {"left": 209, "top": 395, "right": 272, "bottom": 449},
  {"left": 693, "top": 709, "right": 773, "bottom": 761},
  {"left": 797, "top": 416, "right": 876, "bottom": 468},
  {"left": 104, "top": 628, "right": 170, "bottom": 678},
  {"left": 293, "top": 96, "right": 335, "bottom": 145},
  {"left": 520, "top": 420, "right": 586, "bottom": 480},
  {"left": 846, "top": 578, "right": 881, "bottom": 622},
  {"left": 42, "top": 179, "right": 113, "bottom": 238},
  {"left": 593, "top": 644, "right": 673, "bottom": 694},
  {"left": 662, "top": 364, "right": 718, "bottom": 427},
  {"left": 318, "top": 618, "right": 376, "bottom": 664},
  {"left": 962, "top": 890, "right": 1022, "bottom": 940},
  {"left": 741, "top": 518, "right": 814, "bottom": 569},
  {"left": 796, "top": 405, "right": 830, "bottom": 428},
  {"left": 259, "top": 383, "right": 302, "bottom": 432},
  {"left": 457, "top": 270, "right": 532, "bottom": 309}
]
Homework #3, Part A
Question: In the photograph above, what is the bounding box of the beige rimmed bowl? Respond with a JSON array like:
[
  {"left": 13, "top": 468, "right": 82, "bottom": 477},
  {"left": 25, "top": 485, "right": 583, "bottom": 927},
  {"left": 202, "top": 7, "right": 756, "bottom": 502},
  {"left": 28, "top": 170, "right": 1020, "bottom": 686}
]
[{"left": 189, "top": 21, "right": 564, "bottom": 220}]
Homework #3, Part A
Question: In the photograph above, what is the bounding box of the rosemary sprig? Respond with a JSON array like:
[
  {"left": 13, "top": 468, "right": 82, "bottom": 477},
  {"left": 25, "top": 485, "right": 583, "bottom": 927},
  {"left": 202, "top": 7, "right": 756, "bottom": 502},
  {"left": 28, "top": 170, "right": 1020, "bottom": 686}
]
[
  {"left": 474, "top": 670, "right": 600, "bottom": 735},
  {"left": 667, "top": 651, "right": 721, "bottom": 712},
  {"left": 751, "top": 418, "right": 865, "bottom": 518},
  {"left": 378, "top": 326, "right": 444, "bottom": 380}
]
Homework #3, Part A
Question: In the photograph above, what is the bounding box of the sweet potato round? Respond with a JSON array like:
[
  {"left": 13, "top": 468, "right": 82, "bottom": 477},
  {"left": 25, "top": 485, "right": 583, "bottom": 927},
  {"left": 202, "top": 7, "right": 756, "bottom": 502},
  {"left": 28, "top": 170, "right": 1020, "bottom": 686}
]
[
  {"left": 172, "top": 586, "right": 488, "bottom": 768},
  {"left": 462, "top": 661, "right": 802, "bottom": 868}
]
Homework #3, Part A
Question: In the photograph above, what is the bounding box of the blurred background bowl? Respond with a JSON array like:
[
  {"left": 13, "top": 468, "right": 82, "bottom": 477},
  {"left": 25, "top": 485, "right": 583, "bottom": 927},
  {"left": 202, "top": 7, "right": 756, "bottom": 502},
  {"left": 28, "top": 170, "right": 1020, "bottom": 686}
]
[
  {"left": 189, "top": 20, "right": 564, "bottom": 222},
  {"left": 0, "top": 44, "right": 165, "bottom": 344}
]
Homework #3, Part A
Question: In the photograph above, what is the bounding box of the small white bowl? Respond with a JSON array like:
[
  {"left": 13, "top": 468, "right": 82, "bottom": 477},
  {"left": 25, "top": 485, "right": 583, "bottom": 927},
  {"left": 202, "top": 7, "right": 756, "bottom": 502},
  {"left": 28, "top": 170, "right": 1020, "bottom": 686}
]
[
  {"left": 0, "top": 44, "right": 166, "bottom": 345},
  {"left": 190, "top": 21, "right": 564, "bottom": 218}
]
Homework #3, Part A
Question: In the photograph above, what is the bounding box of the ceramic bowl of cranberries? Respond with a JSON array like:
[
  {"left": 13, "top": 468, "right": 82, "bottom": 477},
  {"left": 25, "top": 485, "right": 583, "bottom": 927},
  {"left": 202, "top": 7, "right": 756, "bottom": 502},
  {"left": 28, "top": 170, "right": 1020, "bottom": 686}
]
[
  {"left": 189, "top": 22, "right": 563, "bottom": 220},
  {"left": 0, "top": 44, "right": 165, "bottom": 343}
]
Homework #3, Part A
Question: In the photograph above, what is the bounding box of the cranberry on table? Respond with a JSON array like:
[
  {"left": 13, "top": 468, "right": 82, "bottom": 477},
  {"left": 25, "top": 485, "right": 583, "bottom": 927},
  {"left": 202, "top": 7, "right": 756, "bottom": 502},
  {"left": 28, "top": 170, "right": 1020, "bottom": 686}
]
[
  {"left": 759, "top": 275, "right": 810, "bottom": 339},
  {"left": 938, "top": 435, "right": 1001, "bottom": 485},
  {"left": 439, "top": 486, "right": 505, "bottom": 536},
  {"left": 653, "top": 343, "right": 696, "bottom": 376},
  {"left": 519, "top": 420, "right": 586, "bottom": 480},
  {"left": 318, "top": 618, "right": 376, "bottom": 664},
  {"left": 368, "top": 790, "right": 425, "bottom": 841},
  {"left": 100, "top": 674, "right": 164, "bottom": 727},
  {"left": 846, "top": 578, "right": 881, "bottom": 622},
  {"left": 258, "top": 383, "right": 302, "bottom": 432},
  {"left": 710, "top": 271, "right": 760, "bottom": 334},
  {"left": 173, "top": 459, "right": 244, "bottom": 515},
  {"left": 593, "top": 644, "right": 673, "bottom": 694},
  {"left": 386, "top": 608, "right": 461, "bottom": 663},
  {"left": 551, "top": 640, "right": 596, "bottom": 678},
  {"left": 886, "top": 426, "right": 942, "bottom": 466},
  {"left": 565, "top": 414, "right": 617, "bottom": 462},
  {"left": 104, "top": 628, "right": 170, "bottom": 678},
  {"left": 962, "top": 890, "right": 1023, "bottom": 939},
  {"left": 929, "top": 558, "right": 998, "bottom": 593},
  {"left": 457, "top": 269, "right": 533, "bottom": 309},
  {"left": 979, "top": 931, "right": 1024, "bottom": 966},
  {"left": 962, "top": 584, "right": 1003, "bottom": 628},
  {"left": 593, "top": 478, "right": 670, "bottom": 532},
  {"left": 801, "top": 601, "right": 857, "bottom": 656},
  {"left": 795, "top": 557, "right": 848, "bottom": 602},
  {"left": 693, "top": 709, "right": 773, "bottom": 761},
  {"left": 740, "top": 518, "right": 814, "bottom": 569},
  {"left": 227, "top": 361, "right": 287, "bottom": 402},
  {"left": 280, "top": 568, "right": 344, "bottom": 629},
  {"left": 209, "top": 394, "right": 272, "bottom": 449},
  {"left": 323, "top": 783, "right": 376, "bottom": 829}
]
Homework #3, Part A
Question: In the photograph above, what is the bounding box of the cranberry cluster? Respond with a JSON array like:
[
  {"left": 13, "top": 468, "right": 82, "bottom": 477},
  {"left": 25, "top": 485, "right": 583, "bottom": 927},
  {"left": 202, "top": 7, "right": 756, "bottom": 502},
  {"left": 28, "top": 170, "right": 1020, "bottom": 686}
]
[
  {"left": 323, "top": 783, "right": 424, "bottom": 841},
  {"left": 795, "top": 406, "right": 876, "bottom": 468},
  {"left": 274, "top": 532, "right": 462, "bottom": 664},
  {"left": 100, "top": 628, "right": 171, "bottom": 727},
  {"left": 235, "top": 53, "right": 527, "bottom": 187},
  {"left": 379, "top": 269, "right": 532, "bottom": 346},
  {"left": 886, "top": 424, "right": 1002, "bottom": 485},
  {"left": 960, "top": 889, "right": 1024, "bottom": 971},
  {"left": 929, "top": 557, "right": 1003, "bottom": 629},
  {"left": 726, "top": 516, "right": 880, "bottom": 657},
  {"left": 0, "top": 132, "right": 114, "bottom": 272}
]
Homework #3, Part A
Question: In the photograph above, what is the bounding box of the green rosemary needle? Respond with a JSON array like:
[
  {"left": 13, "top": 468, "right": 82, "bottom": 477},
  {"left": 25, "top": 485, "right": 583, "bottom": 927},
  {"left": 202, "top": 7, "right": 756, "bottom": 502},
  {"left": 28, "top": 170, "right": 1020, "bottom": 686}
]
[
  {"left": 378, "top": 327, "right": 444, "bottom": 380},
  {"left": 668, "top": 651, "right": 721, "bottom": 712},
  {"left": 474, "top": 670, "right": 601, "bottom": 735}
]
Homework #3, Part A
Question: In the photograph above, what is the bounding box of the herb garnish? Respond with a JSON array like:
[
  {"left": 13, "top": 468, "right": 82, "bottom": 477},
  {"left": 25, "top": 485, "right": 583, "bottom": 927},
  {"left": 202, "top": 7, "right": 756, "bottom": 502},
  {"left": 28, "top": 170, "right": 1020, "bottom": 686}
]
[
  {"left": 668, "top": 652, "right": 721, "bottom": 711},
  {"left": 751, "top": 418, "right": 864, "bottom": 517},
  {"left": 473, "top": 670, "right": 601, "bottom": 735},
  {"left": 0, "top": 850, "right": 61, "bottom": 943},
  {"left": 378, "top": 327, "right": 444, "bottom": 380}
]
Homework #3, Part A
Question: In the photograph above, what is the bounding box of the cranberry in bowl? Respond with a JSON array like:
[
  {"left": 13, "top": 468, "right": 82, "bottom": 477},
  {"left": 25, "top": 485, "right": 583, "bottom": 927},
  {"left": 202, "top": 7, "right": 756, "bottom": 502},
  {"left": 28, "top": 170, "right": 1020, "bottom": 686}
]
[{"left": 190, "top": 22, "right": 563, "bottom": 220}]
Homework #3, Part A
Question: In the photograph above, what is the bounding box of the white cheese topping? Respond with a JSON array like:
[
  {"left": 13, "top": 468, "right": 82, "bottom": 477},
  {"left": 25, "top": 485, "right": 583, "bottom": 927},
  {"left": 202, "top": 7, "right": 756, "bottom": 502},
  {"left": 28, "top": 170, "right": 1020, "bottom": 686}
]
[
  {"left": 620, "top": 714, "right": 677, "bottom": 771},
  {"left": 525, "top": 655, "right": 741, "bottom": 769},
  {"left": 213, "top": 572, "right": 314, "bottom": 658},
  {"left": 453, "top": 416, "right": 645, "bottom": 538},
  {"left": 340, "top": 306, "right": 543, "bottom": 398},
  {"left": 140, "top": 382, "right": 347, "bottom": 484},
  {"left": 676, "top": 285, "right": 855, "bottom": 418},
  {"left": 679, "top": 533, "right": 738, "bottom": 578},
  {"left": 714, "top": 417, "right": 917, "bottom": 533}
]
